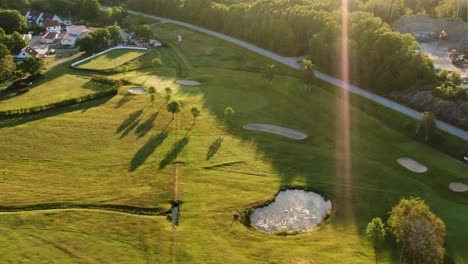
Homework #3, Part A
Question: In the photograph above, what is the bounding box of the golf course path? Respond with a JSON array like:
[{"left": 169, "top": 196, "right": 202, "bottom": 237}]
[{"left": 125, "top": 8, "right": 468, "bottom": 141}]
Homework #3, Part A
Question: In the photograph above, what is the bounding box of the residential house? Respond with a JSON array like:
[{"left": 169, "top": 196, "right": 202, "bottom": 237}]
[
  {"left": 33, "top": 45, "right": 50, "bottom": 58},
  {"left": 22, "top": 11, "right": 62, "bottom": 25},
  {"left": 42, "top": 20, "right": 61, "bottom": 33},
  {"left": 22, "top": 34, "right": 32, "bottom": 41},
  {"left": 40, "top": 32, "right": 58, "bottom": 44},
  {"left": 15, "top": 46, "right": 38, "bottom": 59},
  {"left": 149, "top": 39, "right": 162, "bottom": 47},
  {"left": 61, "top": 25, "right": 94, "bottom": 47}
]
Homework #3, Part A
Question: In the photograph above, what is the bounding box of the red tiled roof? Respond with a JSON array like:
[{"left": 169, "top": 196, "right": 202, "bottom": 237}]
[
  {"left": 43, "top": 20, "right": 60, "bottom": 27},
  {"left": 67, "top": 25, "right": 87, "bottom": 32},
  {"left": 63, "top": 33, "right": 78, "bottom": 41},
  {"left": 24, "top": 47, "right": 38, "bottom": 56},
  {"left": 29, "top": 11, "right": 41, "bottom": 19},
  {"left": 42, "top": 32, "right": 58, "bottom": 40},
  {"left": 42, "top": 13, "right": 57, "bottom": 20}
]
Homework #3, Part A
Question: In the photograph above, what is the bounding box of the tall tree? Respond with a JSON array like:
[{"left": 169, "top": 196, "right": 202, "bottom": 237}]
[
  {"left": 190, "top": 107, "right": 200, "bottom": 124},
  {"left": 7, "top": 32, "right": 28, "bottom": 54},
  {"left": 262, "top": 64, "right": 275, "bottom": 86},
  {"left": 366, "top": 217, "right": 386, "bottom": 264},
  {"left": 417, "top": 112, "right": 437, "bottom": 142},
  {"left": 136, "top": 24, "right": 153, "bottom": 42},
  {"left": 388, "top": 197, "right": 446, "bottom": 264},
  {"left": 107, "top": 25, "right": 122, "bottom": 46},
  {"left": 167, "top": 100, "right": 181, "bottom": 120},
  {"left": 224, "top": 107, "right": 235, "bottom": 126},
  {"left": 19, "top": 56, "right": 45, "bottom": 76},
  {"left": 0, "top": 9, "right": 27, "bottom": 34},
  {"left": 81, "top": 0, "right": 100, "bottom": 20}
]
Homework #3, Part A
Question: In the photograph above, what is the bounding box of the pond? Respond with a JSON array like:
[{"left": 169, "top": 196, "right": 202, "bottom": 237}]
[{"left": 250, "top": 189, "right": 332, "bottom": 232}]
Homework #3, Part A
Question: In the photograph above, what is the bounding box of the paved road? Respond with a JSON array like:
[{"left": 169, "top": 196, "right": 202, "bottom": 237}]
[{"left": 127, "top": 9, "right": 468, "bottom": 141}]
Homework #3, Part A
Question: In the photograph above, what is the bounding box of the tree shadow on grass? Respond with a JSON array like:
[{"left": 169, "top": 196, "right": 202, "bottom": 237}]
[
  {"left": 116, "top": 109, "right": 143, "bottom": 134},
  {"left": 159, "top": 136, "right": 190, "bottom": 170},
  {"left": 206, "top": 137, "right": 223, "bottom": 160},
  {"left": 115, "top": 93, "right": 135, "bottom": 109},
  {"left": 120, "top": 119, "right": 140, "bottom": 139},
  {"left": 128, "top": 130, "right": 169, "bottom": 172},
  {"left": 135, "top": 112, "right": 158, "bottom": 139}
]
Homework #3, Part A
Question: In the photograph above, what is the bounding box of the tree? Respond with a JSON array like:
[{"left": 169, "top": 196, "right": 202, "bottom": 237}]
[
  {"left": 165, "top": 87, "right": 173, "bottom": 95},
  {"left": 136, "top": 24, "right": 153, "bottom": 42},
  {"left": 224, "top": 107, "right": 235, "bottom": 127},
  {"left": 167, "top": 100, "right": 181, "bottom": 120},
  {"left": 0, "top": 54, "right": 16, "bottom": 82},
  {"left": 366, "top": 217, "right": 386, "bottom": 264},
  {"left": 190, "top": 107, "right": 200, "bottom": 124},
  {"left": 388, "top": 197, "right": 446, "bottom": 264},
  {"left": 148, "top": 86, "right": 156, "bottom": 106},
  {"left": 19, "top": 56, "right": 45, "bottom": 76},
  {"left": 417, "top": 112, "right": 437, "bottom": 142},
  {"left": 79, "top": 28, "right": 111, "bottom": 54},
  {"left": 107, "top": 25, "right": 122, "bottom": 46},
  {"left": 262, "top": 64, "right": 275, "bottom": 86},
  {"left": 81, "top": 0, "right": 100, "bottom": 20},
  {"left": 152, "top": 58, "right": 162, "bottom": 67},
  {"left": 301, "top": 59, "right": 316, "bottom": 91},
  {"left": 7, "top": 32, "right": 27, "bottom": 54},
  {"left": 0, "top": 9, "right": 27, "bottom": 34}
]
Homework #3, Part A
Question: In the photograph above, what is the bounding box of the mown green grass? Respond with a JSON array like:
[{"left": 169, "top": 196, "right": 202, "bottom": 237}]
[
  {"left": 75, "top": 49, "right": 147, "bottom": 70},
  {"left": 0, "top": 74, "right": 112, "bottom": 111},
  {"left": 0, "top": 23, "right": 466, "bottom": 264}
]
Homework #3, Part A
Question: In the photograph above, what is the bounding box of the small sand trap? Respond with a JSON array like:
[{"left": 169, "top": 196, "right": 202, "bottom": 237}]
[
  {"left": 243, "top": 123, "right": 308, "bottom": 140},
  {"left": 449, "top": 182, "right": 468, "bottom": 192},
  {"left": 176, "top": 80, "right": 201, "bottom": 86},
  {"left": 397, "top": 157, "right": 428, "bottom": 173},
  {"left": 129, "top": 87, "right": 147, "bottom": 94}
]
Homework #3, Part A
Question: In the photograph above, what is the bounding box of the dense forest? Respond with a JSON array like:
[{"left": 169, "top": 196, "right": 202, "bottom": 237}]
[{"left": 1, "top": 0, "right": 466, "bottom": 96}]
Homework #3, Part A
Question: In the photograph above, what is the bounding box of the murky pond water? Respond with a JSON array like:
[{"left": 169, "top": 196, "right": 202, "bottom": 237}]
[{"left": 250, "top": 189, "right": 332, "bottom": 232}]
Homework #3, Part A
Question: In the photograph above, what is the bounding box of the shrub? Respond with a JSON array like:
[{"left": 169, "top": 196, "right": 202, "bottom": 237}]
[{"left": 91, "top": 75, "right": 122, "bottom": 88}]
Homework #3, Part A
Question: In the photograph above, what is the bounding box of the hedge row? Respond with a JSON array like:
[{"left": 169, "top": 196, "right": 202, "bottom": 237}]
[
  {"left": 91, "top": 75, "right": 123, "bottom": 87},
  {"left": 0, "top": 203, "right": 166, "bottom": 216},
  {"left": 0, "top": 88, "right": 118, "bottom": 117}
]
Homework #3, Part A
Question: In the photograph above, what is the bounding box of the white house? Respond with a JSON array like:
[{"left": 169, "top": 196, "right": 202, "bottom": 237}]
[
  {"left": 15, "top": 47, "right": 38, "bottom": 59},
  {"left": 149, "top": 39, "right": 162, "bottom": 47},
  {"left": 66, "top": 25, "right": 88, "bottom": 36},
  {"left": 22, "top": 34, "right": 32, "bottom": 41},
  {"left": 61, "top": 25, "right": 94, "bottom": 47},
  {"left": 40, "top": 13, "right": 63, "bottom": 24},
  {"left": 40, "top": 32, "right": 58, "bottom": 44},
  {"left": 33, "top": 45, "right": 50, "bottom": 57},
  {"left": 61, "top": 33, "right": 79, "bottom": 47},
  {"left": 42, "top": 20, "right": 61, "bottom": 33}
]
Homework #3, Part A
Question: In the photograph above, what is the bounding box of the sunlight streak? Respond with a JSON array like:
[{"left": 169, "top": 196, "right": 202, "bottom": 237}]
[{"left": 336, "top": 0, "right": 353, "bottom": 222}]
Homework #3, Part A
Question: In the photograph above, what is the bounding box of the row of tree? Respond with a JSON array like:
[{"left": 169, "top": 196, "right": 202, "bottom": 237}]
[
  {"left": 366, "top": 197, "right": 446, "bottom": 264},
  {"left": 123, "top": 0, "right": 438, "bottom": 94}
]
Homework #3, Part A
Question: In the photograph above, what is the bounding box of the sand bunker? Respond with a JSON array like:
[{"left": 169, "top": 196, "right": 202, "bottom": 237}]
[
  {"left": 243, "top": 123, "right": 308, "bottom": 140},
  {"left": 449, "top": 182, "right": 468, "bottom": 192},
  {"left": 129, "top": 87, "right": 147, "bottom": 94},
  {"left": 397, "top": 157, "right": 428, "bottom": 173},
  {"left": 176, "top": 80, "right": 201, "bottom": 86}
]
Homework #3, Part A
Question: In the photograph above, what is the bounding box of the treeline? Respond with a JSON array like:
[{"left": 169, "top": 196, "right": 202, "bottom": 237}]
[{"left": 124, "top": 0, "right": 438, "bottom": 93}]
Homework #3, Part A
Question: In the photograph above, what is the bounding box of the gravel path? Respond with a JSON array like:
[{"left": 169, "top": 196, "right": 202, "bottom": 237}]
[
  {"left": 243, "top": 123, "right": 308, "bottom": 140},
  {"left": 125, "top": 8, "right": 468, "bottom": 141}
]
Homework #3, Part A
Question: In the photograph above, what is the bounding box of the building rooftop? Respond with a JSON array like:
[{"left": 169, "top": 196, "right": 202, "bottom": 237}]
[
  {"left": 42, "top": 32, "right": 58, "bottom": 40},
  {"left": 43, "top": 20, "right": 60, "bottom": 27}
]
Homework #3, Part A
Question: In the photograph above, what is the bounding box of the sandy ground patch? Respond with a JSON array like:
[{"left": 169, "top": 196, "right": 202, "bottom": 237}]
[
  {"left": 449, "top": 182, "right": 468, "bottom": 192},
  {"left": 128, "top": 87, "right": 147, "bottom": 94},
  {"left": 243, "top": 123, "right": 308, "bottom": 140},
  {"left": 397, "top": 157, "right": 428, "bottom": 173},
  {"left": 176, "top": 80, "right": 201, "bottom": 86}
]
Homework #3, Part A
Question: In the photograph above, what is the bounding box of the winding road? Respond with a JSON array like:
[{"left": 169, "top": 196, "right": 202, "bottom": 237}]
[{"left": 127, "top": 9, "right": 468, "bottom": 141}]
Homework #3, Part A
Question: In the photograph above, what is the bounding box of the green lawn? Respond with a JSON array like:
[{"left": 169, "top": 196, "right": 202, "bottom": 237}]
[
  {"left": 0, "top": 23, "right": 466, "bottom": 264},
  {"left": 75, "top": 49, "right": 147, "bottom": 70},
  {"left": 0, "top": 74, "right": 112, "bottom": 111}
]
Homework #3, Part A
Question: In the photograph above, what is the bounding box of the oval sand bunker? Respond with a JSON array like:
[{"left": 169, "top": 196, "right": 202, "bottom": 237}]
[
  {"left": 128, "top": 87, "right": 147, "bottom": 94},
  {"left": 397, "top": 157, "right": 428, "bottom": 173},
  {"left": 176, "top": 80, "right": 201, "bottom": 86},
  {"left": 449, "top": 182, "right": 468, "bottom": 192},
  {"left": 250, "top": 189, "right": 332, "bottom": 232},
  {"left": 243, "top": 123, "right": 308, "bottom": 140}
]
